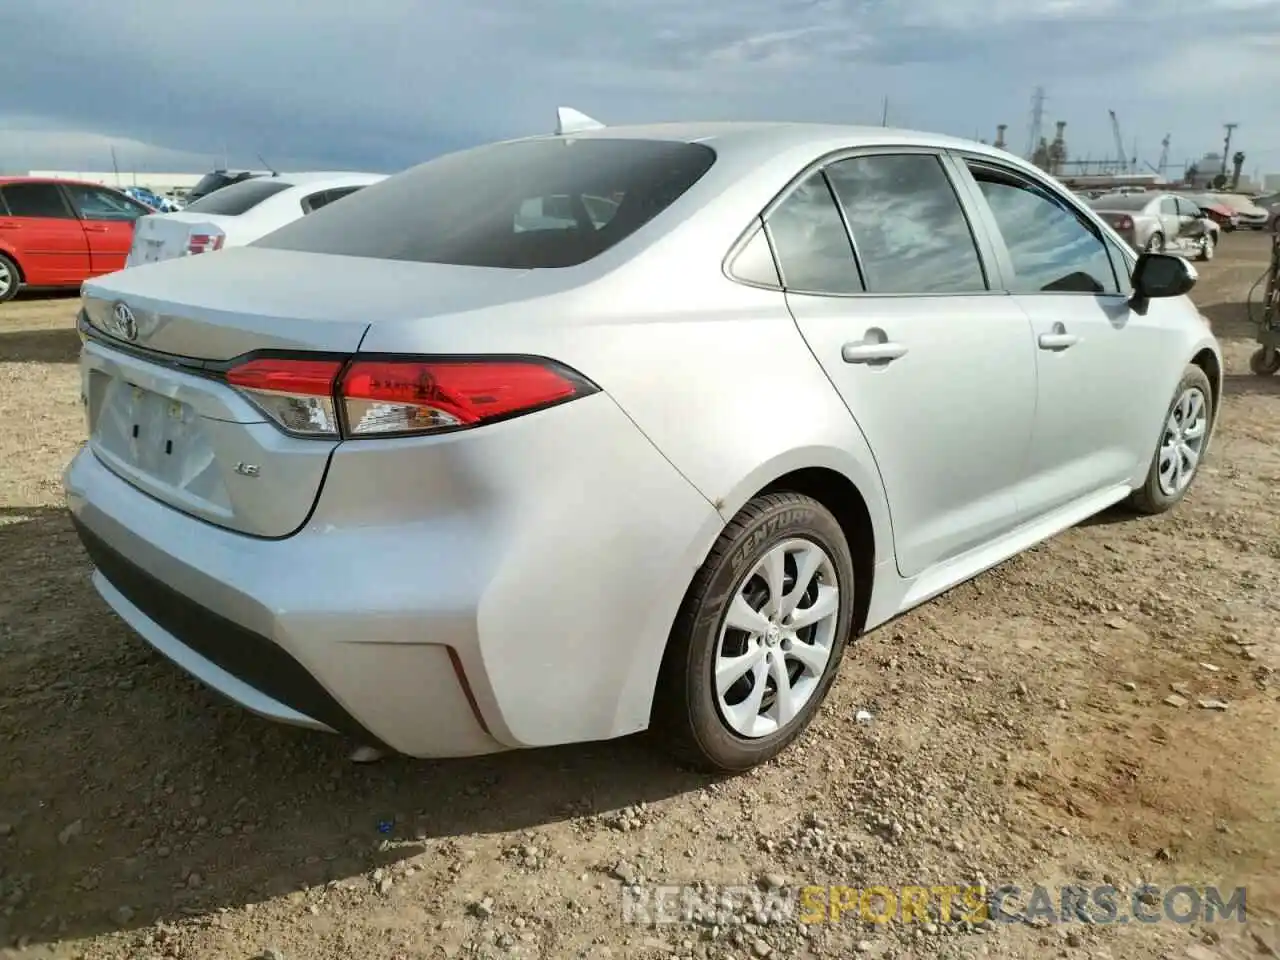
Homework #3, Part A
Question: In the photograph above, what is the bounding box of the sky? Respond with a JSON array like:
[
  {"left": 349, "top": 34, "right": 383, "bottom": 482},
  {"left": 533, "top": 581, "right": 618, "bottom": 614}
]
[{"left": 3, "top": 0, "right": 1279, "bottom": 179}]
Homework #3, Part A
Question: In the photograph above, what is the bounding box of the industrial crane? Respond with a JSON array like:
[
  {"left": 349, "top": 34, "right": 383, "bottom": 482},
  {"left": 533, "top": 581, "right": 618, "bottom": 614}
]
[{"left": 1108, "top": 109, "right": 1130, "bottom": 173}]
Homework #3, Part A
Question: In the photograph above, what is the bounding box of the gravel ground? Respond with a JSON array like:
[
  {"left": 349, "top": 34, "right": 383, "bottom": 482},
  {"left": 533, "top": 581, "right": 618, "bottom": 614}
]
[{"left": 0, "top": 232, "right": 1277, "bottom": 960}]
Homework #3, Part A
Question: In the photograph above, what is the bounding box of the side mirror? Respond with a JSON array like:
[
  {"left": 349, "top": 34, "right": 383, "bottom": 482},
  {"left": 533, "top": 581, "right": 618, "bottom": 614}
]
[{"left": 1130, "top": 252, "right": 1196, "bottom": 314}]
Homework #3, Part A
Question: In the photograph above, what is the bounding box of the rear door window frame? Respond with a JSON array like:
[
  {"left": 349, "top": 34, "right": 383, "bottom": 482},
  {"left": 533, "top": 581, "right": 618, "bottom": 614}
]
[
  {"left": 725, "top": 144, "right": 1006, "bottom": 297},
  {"left": 0, "top": 182, "right": 78, "bottom": 220}
]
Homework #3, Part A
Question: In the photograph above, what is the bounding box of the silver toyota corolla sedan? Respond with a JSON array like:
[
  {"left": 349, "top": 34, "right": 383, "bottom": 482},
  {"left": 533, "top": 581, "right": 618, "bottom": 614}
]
[{"left": 65, "top": 122, "right": 1223, "bottom": 773}]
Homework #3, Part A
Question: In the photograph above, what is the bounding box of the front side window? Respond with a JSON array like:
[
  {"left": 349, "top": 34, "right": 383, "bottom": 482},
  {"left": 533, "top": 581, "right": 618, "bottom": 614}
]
[
  {"left": 64, "top": 185, "right": 148, "bottom": 221},
  {"left": 825, "top": 154, "right": 987, "bottom": 294},
  {"left": 764, "top": 172, "right": 861, "bottom": 294},
  {"left": 968, "top": 164, "right": 1119, "bottom": 295},
  {"left": 0, "top": 183, "right": 73, "bottom": 219}
]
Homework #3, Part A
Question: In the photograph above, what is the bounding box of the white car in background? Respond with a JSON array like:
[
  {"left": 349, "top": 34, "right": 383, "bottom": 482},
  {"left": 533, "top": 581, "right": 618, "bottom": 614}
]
[{"left": 126, "top": 172, "right": 386, "bottom": 267}]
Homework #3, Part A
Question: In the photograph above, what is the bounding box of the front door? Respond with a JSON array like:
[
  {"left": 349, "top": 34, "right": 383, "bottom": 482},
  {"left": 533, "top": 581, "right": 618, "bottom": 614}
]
[
  {"left": 0, "top": 182, "right": 90, "bottom": 286},
  {"left": 772, "top": 152, "right": 1037, "bottom": 578},
  {"left": 62, "top": 184, "right": 149, "bottom": 275},
  {"left": 954, "top": 157, "right": 1181, "bottom": 521}
]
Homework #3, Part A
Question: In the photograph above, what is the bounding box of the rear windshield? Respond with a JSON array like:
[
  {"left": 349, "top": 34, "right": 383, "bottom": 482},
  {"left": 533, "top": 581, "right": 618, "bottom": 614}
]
[
  {"left": 253, "top": 138, "right": 717, "bottom": 268},
  {"left": 185, "top": 179, "right": 292, "bottom": 216}
]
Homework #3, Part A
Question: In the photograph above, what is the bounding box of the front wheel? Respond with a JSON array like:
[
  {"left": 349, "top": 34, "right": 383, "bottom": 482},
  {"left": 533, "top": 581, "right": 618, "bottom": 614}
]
[
  {"left": 0, "top": 253, "right": 19, "bottom": 304},
  {"left": 656, "top": 492, "right": 856, "bottom": 773},
  {"left": 1197, "top": 233, "right": 1215, "bottom": 262},
  {"left": 1127, "top": 365, "right": 1214, "bottom": 515}
]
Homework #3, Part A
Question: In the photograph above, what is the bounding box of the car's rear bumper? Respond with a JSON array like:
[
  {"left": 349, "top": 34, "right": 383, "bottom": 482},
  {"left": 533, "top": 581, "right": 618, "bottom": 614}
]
[
  {"left": 66, "top": 452, "right": 504, "bottom": 756},
  {"left": 63, "top": 390, "right": 722, "bottom": 757}
]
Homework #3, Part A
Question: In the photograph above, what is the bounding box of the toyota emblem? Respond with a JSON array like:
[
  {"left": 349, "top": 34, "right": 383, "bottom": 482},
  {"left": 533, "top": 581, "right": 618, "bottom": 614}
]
[{"left": 111, "top": 302, "right": 138, "bottom": 342}]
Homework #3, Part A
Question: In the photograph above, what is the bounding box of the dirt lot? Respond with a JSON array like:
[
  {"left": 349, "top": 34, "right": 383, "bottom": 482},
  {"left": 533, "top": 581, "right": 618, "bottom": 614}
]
[{"left": 0, "top": 234, "right": 1277, "bottom": 960}]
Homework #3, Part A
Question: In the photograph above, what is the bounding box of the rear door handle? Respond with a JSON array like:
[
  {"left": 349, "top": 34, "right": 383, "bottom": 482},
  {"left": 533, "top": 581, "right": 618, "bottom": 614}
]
[
  {"left": 842, "top": 341, "right": 909, "bottom": 364},
  {"left": 83, "top": 224, "right": 109, "bottom": 233},
  {"left": 0, "top": 223, "right": 20, "bottom": 230}
]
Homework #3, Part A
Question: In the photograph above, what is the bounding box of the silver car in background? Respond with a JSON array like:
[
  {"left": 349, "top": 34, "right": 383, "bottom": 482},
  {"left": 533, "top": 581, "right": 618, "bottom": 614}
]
[
  {"left": 1086, "top": 191, "right": 1218, "bottom": 259},
  {"left": 65, "top": 123, "right": 1222, "bottom": 772}
]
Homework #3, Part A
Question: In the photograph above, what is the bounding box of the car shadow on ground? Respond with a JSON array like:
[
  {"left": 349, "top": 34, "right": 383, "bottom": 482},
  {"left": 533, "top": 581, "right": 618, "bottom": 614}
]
[
  {"left": 1200, "top": 300, "right": 1266, "bottom": 342},
  {"left": 0, "top": 507, "right": 714, "bottom": 950},
  {"left": 0, "top": 325, "right": 81, "bottom": 363},
  {"left": 1224, "top": 371, "right": 1280, "bottom": 397}
]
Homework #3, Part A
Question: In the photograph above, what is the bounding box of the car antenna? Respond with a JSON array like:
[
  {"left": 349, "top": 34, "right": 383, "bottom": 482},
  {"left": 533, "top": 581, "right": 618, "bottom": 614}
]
[{"left": 257, "top": 153, "right": 279, "bottom": 177}]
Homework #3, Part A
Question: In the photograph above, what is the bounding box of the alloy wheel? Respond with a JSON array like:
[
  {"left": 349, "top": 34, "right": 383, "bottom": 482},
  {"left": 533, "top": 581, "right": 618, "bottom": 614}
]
[
  {"left": 1158, "top": 387, "right": 1208, "bottom": 497},
  {"left": 714, "top": 538, "right": 840, "bottom": 739},
  {"left": 0, "top": 260, "right": 11, "bottom": 299}
]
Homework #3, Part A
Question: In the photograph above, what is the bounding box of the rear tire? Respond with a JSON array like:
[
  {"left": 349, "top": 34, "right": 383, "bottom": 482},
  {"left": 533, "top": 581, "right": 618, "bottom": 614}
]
[
  {"left": 1146, "top": 232, "right": 1166, "bottom": 253},
  {"left": 1126, "top": 365, "right": 1213, "bottom": 515},
  {"left": 0, "top": 253, "right": 19, "bottom": 304},
  {"left": 655, "top": 492, "right": 856, "bottom": 773}
]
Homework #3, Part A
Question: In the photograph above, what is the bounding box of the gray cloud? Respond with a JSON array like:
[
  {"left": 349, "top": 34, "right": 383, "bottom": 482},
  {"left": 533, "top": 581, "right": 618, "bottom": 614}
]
[{"left": 2, "top": 0, "right": 1279, "bottom": 176}]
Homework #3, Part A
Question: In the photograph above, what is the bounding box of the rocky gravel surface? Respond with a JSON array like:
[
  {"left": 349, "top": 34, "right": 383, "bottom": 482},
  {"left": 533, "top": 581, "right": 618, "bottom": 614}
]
[{"left": 0, "top": 233, "right": 1277, "bottom": 959}]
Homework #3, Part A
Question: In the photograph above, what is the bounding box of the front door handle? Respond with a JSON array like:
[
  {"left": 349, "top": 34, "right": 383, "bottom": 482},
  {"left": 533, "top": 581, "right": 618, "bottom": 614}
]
[
  {"left": 842, "top": 341, "right": 909, "bottom": 364},
  {"left": 1038, "top": 323, "right": 1080, "bottom": 351}
]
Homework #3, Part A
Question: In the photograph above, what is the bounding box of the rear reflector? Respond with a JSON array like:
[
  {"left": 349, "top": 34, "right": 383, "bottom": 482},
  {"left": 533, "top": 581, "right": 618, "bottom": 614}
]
[{"left": 222, "top": 355, "right": 596, "bottom": 439}]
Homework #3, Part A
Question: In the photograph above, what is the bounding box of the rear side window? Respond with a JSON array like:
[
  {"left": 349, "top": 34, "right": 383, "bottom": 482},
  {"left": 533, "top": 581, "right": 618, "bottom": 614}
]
[
  {"left": 968, "top": 164, "right": 1119, "bottom": 295},
  {"left": 1, "top": 183, "right": 73, "bottom": 219},
  {"left": 825, "top": 154, "right": 987, "bottom": 295},
  {"left": 253, "top": 138, "right": 717, "bottom": 269},
  {"left": 185, "top": 179, "right": 291, "bottom": 216},
  {"left": 302, "top": 186, "right": 364, "bottom": 214},
  {"left": 764, "top": 172, "right": 862, "bottom": 294}
]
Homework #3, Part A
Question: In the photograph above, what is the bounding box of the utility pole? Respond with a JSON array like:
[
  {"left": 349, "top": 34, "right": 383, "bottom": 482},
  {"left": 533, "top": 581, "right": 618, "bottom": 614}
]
[
  {"left": 1222, "top": 123, "right": 1238, "bottom": 176},
  {"left": 881, "top": 96, "right": 889, "bottom": 127}
]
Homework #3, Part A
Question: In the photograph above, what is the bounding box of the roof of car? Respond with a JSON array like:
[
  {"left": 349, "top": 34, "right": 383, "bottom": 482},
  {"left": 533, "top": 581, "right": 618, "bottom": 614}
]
[
  {"left": 268, "top": 171, "right": 388, "bottom": 188},
  {"left": 525, "top": 120, "right": 1004, "bottom": 154},
  {"left": 0, "top": 175, "right": 128, "bottom": 189}
]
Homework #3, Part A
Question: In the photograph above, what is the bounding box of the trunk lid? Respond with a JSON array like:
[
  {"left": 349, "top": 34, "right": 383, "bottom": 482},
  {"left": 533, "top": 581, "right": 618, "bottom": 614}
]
[
  {"left": 127, "top": 212, "right": 240, "bottom": 267},
  {"left": 79, "top": 247, "right": 581, "bottom": 537}
]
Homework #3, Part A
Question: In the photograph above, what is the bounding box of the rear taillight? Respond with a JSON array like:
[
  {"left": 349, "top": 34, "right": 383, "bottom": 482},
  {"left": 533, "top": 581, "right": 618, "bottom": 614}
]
[
  {"left": 1113, "top": 215, "right": 1134, "bottom": 231},
  {"left": 226, "top": 357, "right": 345, "bottom": 436},
  {"left": 223, "top": 355, "right": 596, "bottom": 439},
  {"left": 187, "top": 233, "right": 225, "bottom": 255}
]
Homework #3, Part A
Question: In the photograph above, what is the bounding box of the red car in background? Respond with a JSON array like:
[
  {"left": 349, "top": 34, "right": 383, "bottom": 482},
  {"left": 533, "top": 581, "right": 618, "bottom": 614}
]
[{"left": 0, "top": 177, "right": 152, "bottom": 303}]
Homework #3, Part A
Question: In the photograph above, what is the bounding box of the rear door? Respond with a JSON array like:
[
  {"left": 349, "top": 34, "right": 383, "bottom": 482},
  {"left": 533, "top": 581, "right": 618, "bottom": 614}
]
[
  {"left": 1157, "top": 195, "right": 1182, "bottom": 245},
  {"left": 62, "top": 184, "right": 150, "bottom": 275},
  {"left": 0, "top": 182, "right": 91, "bottom": 285},
  {"left": 952, "top": 156, "right": 1176, "bottom": 521},
  {"left": 778, "top": 149, "right": 1038, "bottom": 578}
]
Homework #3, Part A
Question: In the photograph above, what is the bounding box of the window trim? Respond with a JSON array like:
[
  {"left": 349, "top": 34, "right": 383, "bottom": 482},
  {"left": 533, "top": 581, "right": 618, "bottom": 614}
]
[
  {"left": 724, "top": 216, "right": 783, "bottom": 290},
  {"left": 761, "top": 170, "right": 864, "bottom": 296},
  {"left": 722, "top": 144, "right": 1002, "bottom": 299},
  {"left": 950, "top": 153, "right": 1125, "bottom": 298}
]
